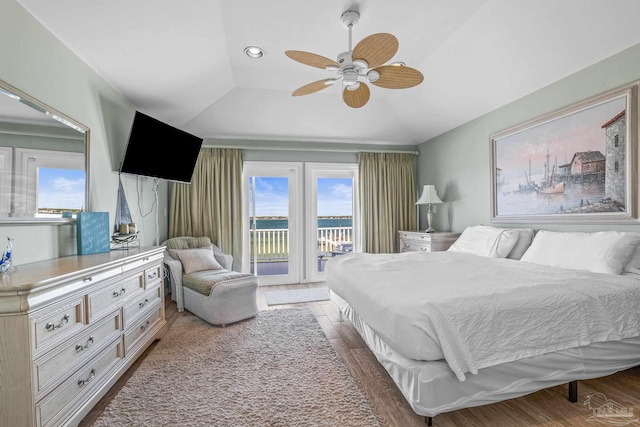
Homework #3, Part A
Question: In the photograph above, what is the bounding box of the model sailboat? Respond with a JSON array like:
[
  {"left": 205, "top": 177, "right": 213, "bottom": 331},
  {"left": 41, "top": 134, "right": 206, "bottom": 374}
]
[{"left": 114, "top": 174, "right": 133, "bottom": 233}]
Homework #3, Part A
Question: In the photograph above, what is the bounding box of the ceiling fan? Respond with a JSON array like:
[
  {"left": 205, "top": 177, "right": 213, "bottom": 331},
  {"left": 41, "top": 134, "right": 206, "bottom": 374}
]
[{"left": 285, "top": 10, "right": 424, "bottom": 108}]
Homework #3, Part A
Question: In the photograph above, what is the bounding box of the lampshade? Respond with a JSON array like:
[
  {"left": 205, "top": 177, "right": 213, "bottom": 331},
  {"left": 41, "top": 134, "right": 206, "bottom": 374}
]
[{"left": 415, "top": 185, "right": 443, "bottom": 205}]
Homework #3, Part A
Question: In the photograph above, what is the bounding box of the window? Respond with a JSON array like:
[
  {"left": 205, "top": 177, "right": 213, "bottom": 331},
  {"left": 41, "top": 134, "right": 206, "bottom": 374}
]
[
  {"left": 14, "top": 148, "right": 85, "bottom": 217},
  {"left": 37, "top": 168, "right": 85, "bottom": 216},
  {"left": 614, "top": 134, "right": 619, "bottom": 147},
  {"left": 615, "top": 161, "right": 619, "bottom": 173}
]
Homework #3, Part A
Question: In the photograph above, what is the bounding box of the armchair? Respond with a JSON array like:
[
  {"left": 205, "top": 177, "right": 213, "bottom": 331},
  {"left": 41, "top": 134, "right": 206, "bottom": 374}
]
[{"left": 162, "top": 236, "right": 259, "bottom": 326}]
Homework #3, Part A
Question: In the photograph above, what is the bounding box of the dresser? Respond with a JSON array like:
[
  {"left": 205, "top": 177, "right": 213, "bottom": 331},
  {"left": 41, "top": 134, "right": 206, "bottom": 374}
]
[
  {"left": 398, "top": 231, "right": 460, "bottom": 252},
  {"left": 0, "top": 247, "right": 167, "bottom": 427}
]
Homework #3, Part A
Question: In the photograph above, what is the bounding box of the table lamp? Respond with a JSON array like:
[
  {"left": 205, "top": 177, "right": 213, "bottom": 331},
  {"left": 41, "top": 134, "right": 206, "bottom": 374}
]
[{"left": 415, "top": 184, "right": 443, "bottom": 233}]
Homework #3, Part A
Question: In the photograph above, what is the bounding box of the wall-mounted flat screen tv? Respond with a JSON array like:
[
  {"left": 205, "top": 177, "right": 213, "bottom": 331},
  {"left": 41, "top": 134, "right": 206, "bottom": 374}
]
[{"left": 120, "top": 111, "right": 203, "bottom": 183}]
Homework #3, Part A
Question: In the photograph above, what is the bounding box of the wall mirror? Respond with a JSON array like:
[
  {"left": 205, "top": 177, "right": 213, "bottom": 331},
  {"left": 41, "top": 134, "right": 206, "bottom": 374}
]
[{"left": 0, "top": 79, "right": 89, "bottom": 224}]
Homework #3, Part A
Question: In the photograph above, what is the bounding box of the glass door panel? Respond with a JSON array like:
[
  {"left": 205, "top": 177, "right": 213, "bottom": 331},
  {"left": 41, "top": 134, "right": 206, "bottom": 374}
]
[
  {"left": 305, "top": 164, "right": 358, "bottom": 282},
  {"left": 243, "top": 162, "right": 302, "bottom": 286},
  {"left": 249, "top": 176, "right": 289, "bottom": 277},
  {"left": 316, "top": 177, "right": 354, "bottom": 273}
]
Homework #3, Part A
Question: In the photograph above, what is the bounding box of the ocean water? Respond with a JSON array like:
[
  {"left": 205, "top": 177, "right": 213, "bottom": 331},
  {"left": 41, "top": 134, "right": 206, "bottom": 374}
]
[
  {"left": 253, "top": 218, "right": 352, "bottom": 229},
  {"left": 498, "top": 181, "right": 610, "bottom": 215}
]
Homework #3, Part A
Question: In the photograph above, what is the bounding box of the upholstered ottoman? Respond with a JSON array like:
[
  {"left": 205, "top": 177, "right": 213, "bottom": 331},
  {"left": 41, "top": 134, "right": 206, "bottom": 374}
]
[{"left": 182, "top": 270, "right": 259, "bottom": 326}]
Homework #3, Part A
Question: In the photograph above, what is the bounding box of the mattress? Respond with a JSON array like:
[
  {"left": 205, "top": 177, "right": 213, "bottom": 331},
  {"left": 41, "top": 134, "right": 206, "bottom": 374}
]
[
  {"left": 325, "top": 251, "right": 640, "bottom": 380},
  {"left": 332, "top": 292, "right": 640, "bottom": 417}
]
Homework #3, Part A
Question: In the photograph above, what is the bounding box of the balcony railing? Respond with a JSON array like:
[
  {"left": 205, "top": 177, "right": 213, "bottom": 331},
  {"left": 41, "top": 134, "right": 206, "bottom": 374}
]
[{"left": 250, "top": 226, "right": 353, "bottom": 260}]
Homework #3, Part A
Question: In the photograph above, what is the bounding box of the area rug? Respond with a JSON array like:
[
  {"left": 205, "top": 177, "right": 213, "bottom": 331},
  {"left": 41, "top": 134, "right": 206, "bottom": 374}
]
[
  {"left": 92, "top": 308, "right": 379, "bottom": 427},
  {"left": 265, "top": 286, "right": 330, "bottom": 306}
]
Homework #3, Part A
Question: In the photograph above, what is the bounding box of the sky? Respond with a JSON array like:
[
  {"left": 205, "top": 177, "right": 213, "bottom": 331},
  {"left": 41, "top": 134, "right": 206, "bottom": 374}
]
[
  {"left": 38, "top": 168, "right": 86, "bottom": 210},
  {"left": 249, "top": 176, "right": 353, "bottom": 217},
  {"left": 495, "top": 95, "right": 626, "bottom": 183}
]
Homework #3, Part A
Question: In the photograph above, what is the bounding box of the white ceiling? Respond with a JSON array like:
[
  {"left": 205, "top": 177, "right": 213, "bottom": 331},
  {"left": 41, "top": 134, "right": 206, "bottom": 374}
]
[{"left": 16, "top": 0, "right": 640, "bottom": 146}]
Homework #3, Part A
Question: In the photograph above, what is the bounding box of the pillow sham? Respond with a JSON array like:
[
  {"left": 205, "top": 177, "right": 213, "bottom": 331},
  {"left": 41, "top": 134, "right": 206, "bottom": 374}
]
[
  {"left": 506, "top": 228, "right": 535, "bottom": 260},
  {"left": 447, "top": 225, "right": 519, "bottom": 258},
  {"left": 171, "top": 248, "right": 222, "bottom": 274},
  {"left": 520, "top": 230, "right": 640, "bottom": 275},
  {"left": 623, "top": 246, "right": 640, "bottom": 275}
]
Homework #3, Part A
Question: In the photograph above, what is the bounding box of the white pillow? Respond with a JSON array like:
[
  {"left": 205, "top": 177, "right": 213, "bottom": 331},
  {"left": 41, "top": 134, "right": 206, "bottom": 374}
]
[
  {"left": 447, "top": 225, "right": 519, "bottom": 258},
  {"left": 170, "top": 248, "right": 222, "bottom": 274},
  {"left": 520, "top": 230, "right": 640, "bottom": 275},
  {"left": 506, "top": 228, "right": 535, "bottom": 260},
  {"left": 623, "top": 246, "right": 640, "bottom": 275}
]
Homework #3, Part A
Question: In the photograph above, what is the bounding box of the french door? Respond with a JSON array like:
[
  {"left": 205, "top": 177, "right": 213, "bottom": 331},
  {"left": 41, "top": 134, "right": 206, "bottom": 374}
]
[
  {"left": 242, "top": 162, "right": 303, "bottom": 285},
  {"left": 305, "top": 163, "right": 359, "bottom": 282},
  {"left": 242, "top": 161, "right": 358, "bottom": 285}
]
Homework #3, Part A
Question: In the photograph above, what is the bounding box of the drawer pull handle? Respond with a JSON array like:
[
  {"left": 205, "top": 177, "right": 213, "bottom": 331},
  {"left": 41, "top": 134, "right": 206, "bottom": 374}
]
[
  {"left": 140, "top": 320, "right": 151, "bottom": 331},
  {"left": 83, "top": 276, "right": 93, "bottom": 283},
  {"left": 404, "top": 243, "right": 409, "bottom": 248},
  {"left": 143, "top": 257, "right": 149, "bottom": 261},
  {"left": 420, "top": 247, "right": 429, "bottom": 251},
  {"left": 46, "top": 314, "right": 69, "bottom": 331},
  {"left": 139, "top": 299, "right": 149, "bottom": 308},
  {"left": 147, "top": 271, "right": 157, "bottom": 280},
  {"left": 76, "top": 336, "right": 94, "bottom": 352},
  {"left": 77, "top": 369, "right": 96, "bottom": 387},
  {"left": 113, "top": 287, "right": 126, "bottom": 297}
]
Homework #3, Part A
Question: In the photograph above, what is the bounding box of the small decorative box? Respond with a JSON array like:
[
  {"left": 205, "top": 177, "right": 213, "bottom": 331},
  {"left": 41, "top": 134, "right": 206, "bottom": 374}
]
[{"left": 76, "top": 212, "right": 111, "bottom": 255}]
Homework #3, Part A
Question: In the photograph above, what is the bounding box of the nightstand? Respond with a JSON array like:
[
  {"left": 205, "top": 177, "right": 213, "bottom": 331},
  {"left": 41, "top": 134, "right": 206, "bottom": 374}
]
[{"left": 398, "top": 231, "right": 460, "bottom": 253}]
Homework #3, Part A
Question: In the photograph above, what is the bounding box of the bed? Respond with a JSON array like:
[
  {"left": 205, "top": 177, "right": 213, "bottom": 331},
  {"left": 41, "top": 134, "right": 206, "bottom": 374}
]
[{"left": 325, "top": 226, "right": 640, "bottom": 424}]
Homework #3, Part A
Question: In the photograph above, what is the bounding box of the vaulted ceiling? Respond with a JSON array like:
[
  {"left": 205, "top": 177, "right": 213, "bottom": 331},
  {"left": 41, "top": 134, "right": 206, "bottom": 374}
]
[{"left": 16, "top": 0, "right": 640, "bottom": 146}]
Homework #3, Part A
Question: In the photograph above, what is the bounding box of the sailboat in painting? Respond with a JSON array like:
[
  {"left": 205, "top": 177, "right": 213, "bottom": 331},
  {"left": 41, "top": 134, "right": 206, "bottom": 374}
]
[
  {"left": 536, "top": 148, "right": 565, "bottom": 195},
  {"left": 536, "top": 181, "right": 565, "bottom": 194}
]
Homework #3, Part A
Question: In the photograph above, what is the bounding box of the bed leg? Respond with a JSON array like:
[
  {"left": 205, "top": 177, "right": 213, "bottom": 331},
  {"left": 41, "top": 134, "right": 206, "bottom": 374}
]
[
  {"left": 424, "top": 416, "right": 433, "bottom": 426},
  {"left": 568, "top": 380, "right": 578, "bottom": 403}
]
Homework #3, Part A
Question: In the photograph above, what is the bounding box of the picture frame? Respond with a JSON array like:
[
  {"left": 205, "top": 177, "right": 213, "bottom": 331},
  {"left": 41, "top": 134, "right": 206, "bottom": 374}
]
[{"left": 490, "top": 82, "right": 639, "bottom": 224}]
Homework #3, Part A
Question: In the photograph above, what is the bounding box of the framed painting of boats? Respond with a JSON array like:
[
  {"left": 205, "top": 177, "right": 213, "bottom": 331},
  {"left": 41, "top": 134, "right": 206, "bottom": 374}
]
[{"left": 490, "top": 81, "right": 639, "bottom": 224}]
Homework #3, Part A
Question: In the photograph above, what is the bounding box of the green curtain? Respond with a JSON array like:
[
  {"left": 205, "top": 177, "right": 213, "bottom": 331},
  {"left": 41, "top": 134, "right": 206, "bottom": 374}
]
[
  {"left": 358, "top": 152, "right": 417, "bottom": 253},
  {"left": 169, "top": 148, "right": 244, "bottom": 270}
]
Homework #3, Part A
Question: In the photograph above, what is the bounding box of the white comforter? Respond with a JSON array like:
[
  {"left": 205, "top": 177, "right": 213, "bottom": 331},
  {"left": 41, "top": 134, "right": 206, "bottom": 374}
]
[{"left": 325, "top": 251, "right": 640, "bottom": 381}]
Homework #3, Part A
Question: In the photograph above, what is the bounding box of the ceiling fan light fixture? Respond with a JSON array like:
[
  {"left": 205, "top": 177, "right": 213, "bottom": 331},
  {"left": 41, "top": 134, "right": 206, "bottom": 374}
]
[
  {"left": 390, "top": 62, "right": 406, "bottom": 67},
  {"left": 346, "top": 82, "right": 361, "bottom": 91},
  {"left": 244, "top": 46, "right": 264, "bottom": 59},
  {"left": 367, "top": 70, "right": 380, "bottom": 83},
  {"left": 343, "top": 70, "right": 358, "bottom": 85},
  {"left": 353, "top": 59, "right": 368, "bottom": 69}
]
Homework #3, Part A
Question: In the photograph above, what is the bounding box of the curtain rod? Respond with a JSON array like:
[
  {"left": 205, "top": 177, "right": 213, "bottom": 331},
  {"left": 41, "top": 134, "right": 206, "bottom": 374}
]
[{"left": 202, "top": 143, "right": 419, "bottom": 156}]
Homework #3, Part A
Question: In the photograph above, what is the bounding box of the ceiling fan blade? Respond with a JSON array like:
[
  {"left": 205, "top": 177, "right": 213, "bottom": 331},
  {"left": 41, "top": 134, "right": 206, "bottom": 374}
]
[
  {"left": 343, "top": 83, "right": 370, "bottom": 108},
  {"left": 352, "top": 33, "right": 398, "bottom": 68},
  {"left": 292, "top": 79, "right": 335, "bottom": 96},
  {"left": 371, "top": 65, "right": 424, "bottom": 89},
  {"left": 285, "top": 50, "right": 339, "bottom": 69}
]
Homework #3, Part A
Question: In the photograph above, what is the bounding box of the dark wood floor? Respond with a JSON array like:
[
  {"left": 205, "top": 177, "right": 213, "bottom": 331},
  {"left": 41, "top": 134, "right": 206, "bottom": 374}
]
[{"left": 80, "top": 283, "right": 640, "bottom": 427}]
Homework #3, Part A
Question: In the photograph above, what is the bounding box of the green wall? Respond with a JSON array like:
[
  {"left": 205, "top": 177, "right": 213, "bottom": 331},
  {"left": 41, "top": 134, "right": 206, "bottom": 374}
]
[
  {"left": 417, "top": 42, "right": 640, "bottom": 233},
  {"left": 0, "top": 0, "right": 166, "bottom": 264}
]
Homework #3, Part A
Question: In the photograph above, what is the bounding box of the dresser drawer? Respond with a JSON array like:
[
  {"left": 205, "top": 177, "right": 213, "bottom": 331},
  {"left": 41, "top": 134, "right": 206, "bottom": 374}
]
[
  {"left": 32, "top": 297, "right": 85, "bottom": 356},
  {"left": 87, "top": 271, "right": 145, "bottom": 322},
  {"left": 122, "top": 285, "right": 162, "bottom": 328},
  {"left": 400, "top": 240, "right": 431, "bottom": 252},
  {"left": 398, "top": 231, "right": 418, "bottom": 241},
  {"left": 124, "top": 302, "right": 162, "bottom": 354},
  {"left": 144, "top": 263, "right": 162, "bottom": 288},
  {"left": 36, "top": 338, "right": 123, "bottom": 427},
  {"left": 121, "top": 252, "right": 164, "bottom": 276},
  {"left": 33, "top": 309, "right": 121, "bottom": 397}
]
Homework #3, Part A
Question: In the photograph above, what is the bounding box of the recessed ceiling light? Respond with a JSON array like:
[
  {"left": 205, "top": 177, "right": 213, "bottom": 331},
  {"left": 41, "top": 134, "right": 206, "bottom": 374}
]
[{"left": 244, "top": 46, "right": 264, "bottom": 59}]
